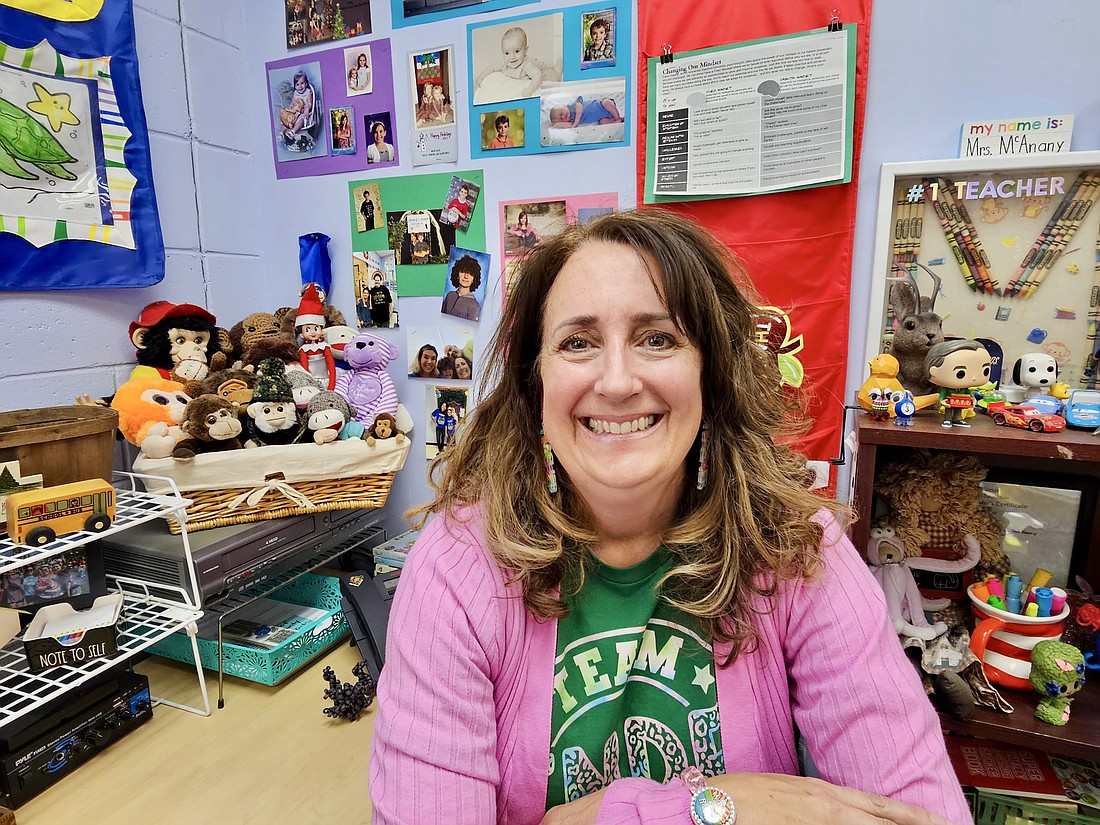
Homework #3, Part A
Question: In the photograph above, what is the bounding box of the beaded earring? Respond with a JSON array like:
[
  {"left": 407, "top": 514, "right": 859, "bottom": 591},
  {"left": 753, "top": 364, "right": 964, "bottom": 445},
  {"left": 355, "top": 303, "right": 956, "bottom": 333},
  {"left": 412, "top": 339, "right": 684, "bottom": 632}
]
[
  {"left": 541, "top": 428, "right": 558, "bottom": 494},
  {"left": 696, "top": 419, "right": 710, "bottom": 491}
]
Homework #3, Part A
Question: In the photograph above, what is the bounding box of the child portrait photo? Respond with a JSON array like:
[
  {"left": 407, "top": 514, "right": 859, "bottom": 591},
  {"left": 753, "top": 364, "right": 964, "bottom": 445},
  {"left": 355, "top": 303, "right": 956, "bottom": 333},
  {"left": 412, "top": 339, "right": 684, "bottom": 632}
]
[
  {"left": 344, "top": 45, "right": 374, "bottom": 95},
  {"left": 480, "top": 109, "right": 524, "bottom": 150},
  {"left": 439, "top": 176, "right": 480, "bottom": 231},
  {"left": 353, "top": 182, "right": 382, "bottom": 232},
  {"left": 364, "top": 111, "right": 397, "bottom": 164},
  {"left": 581, "top": 9, "right": 616, "bottom": 67},
  {"left": 470, "top": 12, "right": 563, "bottom": 105},
  {"left": 411, "top": 48, "right": 455, "bottom": 129},
  {"left": 268, "top": 62, "right": 327, "bottom": 161},
  {"left": 330, "top": 106, "right": 356, "bottom": 154},
  {"left": 441, "top": 247, "right": 489, "bottom": 323}
]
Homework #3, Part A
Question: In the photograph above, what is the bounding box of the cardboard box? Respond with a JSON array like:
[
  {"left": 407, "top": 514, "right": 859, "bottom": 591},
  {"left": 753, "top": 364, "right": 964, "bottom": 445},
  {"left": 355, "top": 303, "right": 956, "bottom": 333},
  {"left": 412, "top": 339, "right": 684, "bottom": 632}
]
[{"left": 22, "top": 594, "right": 123, "bottom": 673}]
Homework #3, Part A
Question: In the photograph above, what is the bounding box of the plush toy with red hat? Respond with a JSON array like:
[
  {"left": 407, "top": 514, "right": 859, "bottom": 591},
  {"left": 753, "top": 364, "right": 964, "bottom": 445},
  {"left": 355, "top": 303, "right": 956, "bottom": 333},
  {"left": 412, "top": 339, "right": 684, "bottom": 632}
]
[
  {"left": 295, "top": 284, "right": 337, "bottom": 390},
  {"left": 129, "top": 301, "right": 226, "bottom": 383}
]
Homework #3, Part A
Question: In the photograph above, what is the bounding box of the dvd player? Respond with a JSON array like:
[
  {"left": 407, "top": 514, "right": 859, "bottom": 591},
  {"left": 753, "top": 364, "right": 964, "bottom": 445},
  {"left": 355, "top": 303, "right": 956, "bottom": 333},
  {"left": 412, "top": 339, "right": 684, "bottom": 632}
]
[{"left": 100, "top": 508, "right": 383, "bottom": 607}]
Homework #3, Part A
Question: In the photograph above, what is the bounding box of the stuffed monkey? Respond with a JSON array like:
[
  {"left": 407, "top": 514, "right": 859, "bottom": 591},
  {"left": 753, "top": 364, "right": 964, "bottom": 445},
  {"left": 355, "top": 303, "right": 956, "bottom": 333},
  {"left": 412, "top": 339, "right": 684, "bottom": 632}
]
[
  {"left": 172, "top": 395, "right": 244, "bottom": 460},
  {"left": 129, "top": 301, "right": 226, "bottom": 383}
]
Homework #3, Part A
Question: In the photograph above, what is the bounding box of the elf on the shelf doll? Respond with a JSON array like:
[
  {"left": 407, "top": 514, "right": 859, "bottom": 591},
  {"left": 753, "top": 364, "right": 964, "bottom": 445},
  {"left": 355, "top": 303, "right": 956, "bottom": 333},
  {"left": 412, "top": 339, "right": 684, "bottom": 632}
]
[{"left": 296, "top": 283, "right": 337, "bottom": 390}]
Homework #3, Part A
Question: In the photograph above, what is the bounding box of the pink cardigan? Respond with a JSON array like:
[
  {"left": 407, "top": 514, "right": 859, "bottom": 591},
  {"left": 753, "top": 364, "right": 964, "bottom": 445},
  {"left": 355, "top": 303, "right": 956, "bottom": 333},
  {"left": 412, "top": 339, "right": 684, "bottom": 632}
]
[{"left": 369, "top": 508, "right": 971, "bottom": 824}]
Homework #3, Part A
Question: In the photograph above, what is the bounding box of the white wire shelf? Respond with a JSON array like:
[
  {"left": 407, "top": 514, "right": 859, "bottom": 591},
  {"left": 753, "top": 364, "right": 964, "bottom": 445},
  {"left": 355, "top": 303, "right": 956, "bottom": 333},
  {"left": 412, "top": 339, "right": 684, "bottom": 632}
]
[
  {"left": 0, "top": 477, "right": 190, "bottom": 577},
  {"left": 0, "top": 594, "right": 203, "bottom": 727}
]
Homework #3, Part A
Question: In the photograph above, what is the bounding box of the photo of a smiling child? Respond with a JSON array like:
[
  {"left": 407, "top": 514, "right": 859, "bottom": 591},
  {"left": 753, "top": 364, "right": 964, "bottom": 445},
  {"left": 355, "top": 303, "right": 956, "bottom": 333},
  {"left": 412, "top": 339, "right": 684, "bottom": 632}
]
[{"left": 581, "top": 10, "right": 616, "bottom": 67}]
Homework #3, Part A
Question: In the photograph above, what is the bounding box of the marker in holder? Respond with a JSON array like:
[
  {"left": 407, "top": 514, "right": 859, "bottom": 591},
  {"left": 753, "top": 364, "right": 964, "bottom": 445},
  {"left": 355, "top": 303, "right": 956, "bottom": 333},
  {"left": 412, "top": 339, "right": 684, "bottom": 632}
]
[
  {"left": 1035, "top": 587, "right": 1053, "bottom": 618},
  {"left": 1049, "top": 587, "right": 1067, "bottom": 614},
  {"left": 1027, "top": 568, "right": 1053, "bottom": 591},
  {"left": 986, "top": 577, "right": 1005, "bottom": 599},
  {"left": 1005, "top": 575, "right": 1024, "bottom": 613}
]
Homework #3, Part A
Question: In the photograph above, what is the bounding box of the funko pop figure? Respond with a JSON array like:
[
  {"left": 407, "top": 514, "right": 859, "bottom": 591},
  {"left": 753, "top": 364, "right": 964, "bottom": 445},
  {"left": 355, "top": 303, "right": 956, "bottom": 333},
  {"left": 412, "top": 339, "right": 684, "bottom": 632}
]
[{"left": 925, "top": 339, "right": 991, "bottom": 429}]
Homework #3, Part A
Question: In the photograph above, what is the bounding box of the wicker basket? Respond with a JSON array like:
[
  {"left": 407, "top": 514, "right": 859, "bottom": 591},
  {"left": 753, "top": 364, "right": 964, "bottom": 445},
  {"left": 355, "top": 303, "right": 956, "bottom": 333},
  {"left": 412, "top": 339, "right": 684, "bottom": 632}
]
[{"left": 133, "top": 437, "right": 410, "bottom": 533}]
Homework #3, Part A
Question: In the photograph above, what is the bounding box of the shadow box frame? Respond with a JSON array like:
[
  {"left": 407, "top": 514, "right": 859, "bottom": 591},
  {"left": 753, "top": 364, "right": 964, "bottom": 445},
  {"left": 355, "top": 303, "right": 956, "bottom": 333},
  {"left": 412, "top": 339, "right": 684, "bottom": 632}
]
[{"left": 862, "top": 150, "right": 1100, "bottom": 388}]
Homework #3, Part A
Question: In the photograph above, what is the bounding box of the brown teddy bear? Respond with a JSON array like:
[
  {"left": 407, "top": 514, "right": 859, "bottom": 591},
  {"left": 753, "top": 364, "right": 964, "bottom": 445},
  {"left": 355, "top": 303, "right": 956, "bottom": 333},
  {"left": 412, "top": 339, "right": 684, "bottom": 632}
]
[{"left": 172, "top": 395, "right": 244, "bottom": 460}]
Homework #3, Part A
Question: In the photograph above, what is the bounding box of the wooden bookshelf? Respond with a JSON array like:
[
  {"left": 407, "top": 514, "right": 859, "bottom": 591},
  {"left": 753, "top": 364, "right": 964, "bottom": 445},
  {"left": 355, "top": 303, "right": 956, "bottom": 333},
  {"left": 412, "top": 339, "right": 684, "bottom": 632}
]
[{"left": 850, "top": 411, "right": 1100, "bottom": 760}]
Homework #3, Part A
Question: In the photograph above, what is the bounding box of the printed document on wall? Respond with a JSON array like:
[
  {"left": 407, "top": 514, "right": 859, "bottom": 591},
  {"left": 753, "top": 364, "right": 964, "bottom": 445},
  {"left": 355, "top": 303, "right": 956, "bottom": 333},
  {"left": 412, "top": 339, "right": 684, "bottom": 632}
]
[{"left": 648, "top": 27, "right": 856, "bottom": 199}]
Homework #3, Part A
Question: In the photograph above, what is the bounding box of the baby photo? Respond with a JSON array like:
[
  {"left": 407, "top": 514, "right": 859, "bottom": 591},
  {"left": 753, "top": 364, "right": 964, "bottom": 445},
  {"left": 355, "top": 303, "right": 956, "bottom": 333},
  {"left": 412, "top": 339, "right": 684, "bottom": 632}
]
[
  {"left": 470, "top": 13, "right": 563, "bottom": 105},
  {"left": 441, "top": 247, "right": 489, "bottom": 323},
  {"left": 581, "top": 10, "right": 616, "bottom": 67},
  {"left": 353, "top": 182, "right": 382, "bottom": 233},
  {"left": 364, "top": 111, "right": 397, "bottom": 164},
  {"left": 425, "top": 385, "right": 471, "bottom": 461},
  {"left": 411, "top": 48, "right": 455, "bottom": 130},
  {"left": 480, "top": 109, "right": 525, "bottom": 150},
  {"left": 353, "top": 249, "right": 398, "bottom": 329},
  {"left": 439, "top": 176, "right": 480, "bottom": 231},
  {"left": 406, "top": 323, "right": 476, "bottom": 381},
  {"left": 269, "top": 62, "right": 327, "bottom": 160},
  {"left": 387, "top": 210, "right": 455, "bottom": 266},
  {"left": 330, "top": 106, "right": 356, "bottom": 154},
  {"left": 344, "top": 45, "right": 373, "bottom": 95},
  {"left": 540, "top": 78, "right": 626, "bottom": 147}
]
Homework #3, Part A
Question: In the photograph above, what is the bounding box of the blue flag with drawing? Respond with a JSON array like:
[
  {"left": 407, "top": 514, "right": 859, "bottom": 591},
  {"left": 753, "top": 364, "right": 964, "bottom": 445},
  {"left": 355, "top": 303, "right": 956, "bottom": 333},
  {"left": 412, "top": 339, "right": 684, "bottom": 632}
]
[{"left": 0, "top": 0, "right": 163, "bottom": 289}]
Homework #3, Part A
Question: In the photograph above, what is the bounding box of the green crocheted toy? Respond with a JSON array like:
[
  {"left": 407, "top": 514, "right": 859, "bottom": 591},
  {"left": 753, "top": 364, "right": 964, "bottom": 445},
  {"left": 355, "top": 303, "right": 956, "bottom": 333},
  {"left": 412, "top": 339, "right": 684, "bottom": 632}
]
[{"left": 1029, "top": 640, "right": 1086, "bottom": 726}]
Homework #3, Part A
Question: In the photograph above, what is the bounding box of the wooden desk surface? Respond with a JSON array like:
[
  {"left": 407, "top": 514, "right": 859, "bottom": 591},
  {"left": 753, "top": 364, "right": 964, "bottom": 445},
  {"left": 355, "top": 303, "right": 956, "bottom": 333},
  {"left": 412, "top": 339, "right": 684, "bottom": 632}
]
[{"left": 17, "top": 642, "right": 374, "bottom": 825}]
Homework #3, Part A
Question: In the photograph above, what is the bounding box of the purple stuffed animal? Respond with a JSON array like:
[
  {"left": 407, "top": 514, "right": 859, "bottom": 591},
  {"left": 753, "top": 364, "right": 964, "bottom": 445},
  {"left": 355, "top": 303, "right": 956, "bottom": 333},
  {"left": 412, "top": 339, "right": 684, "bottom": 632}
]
[{"left": 334, "top": 331, "right": 400, "bottom": 425}]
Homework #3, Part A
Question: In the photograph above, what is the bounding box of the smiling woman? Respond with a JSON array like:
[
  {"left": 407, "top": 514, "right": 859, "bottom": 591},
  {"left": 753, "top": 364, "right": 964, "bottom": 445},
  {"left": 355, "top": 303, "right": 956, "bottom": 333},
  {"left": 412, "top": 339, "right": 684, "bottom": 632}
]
[{"left": 369, "top": 209, "right": 970, "bottom": 825}]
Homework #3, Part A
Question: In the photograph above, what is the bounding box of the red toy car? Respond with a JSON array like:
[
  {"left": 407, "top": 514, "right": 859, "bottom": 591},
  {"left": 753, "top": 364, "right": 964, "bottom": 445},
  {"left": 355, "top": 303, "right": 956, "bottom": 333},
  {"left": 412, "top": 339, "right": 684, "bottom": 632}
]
[{"left": 990, "top": 405, "right": 1066, "bottom": 433}]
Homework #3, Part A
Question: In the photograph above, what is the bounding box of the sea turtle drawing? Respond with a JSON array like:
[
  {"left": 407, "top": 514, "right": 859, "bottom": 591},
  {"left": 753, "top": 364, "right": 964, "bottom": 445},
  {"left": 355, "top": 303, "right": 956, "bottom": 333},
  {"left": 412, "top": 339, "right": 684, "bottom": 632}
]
[{"left": 0, "top": 95, "right": 78, "bottom": 182}]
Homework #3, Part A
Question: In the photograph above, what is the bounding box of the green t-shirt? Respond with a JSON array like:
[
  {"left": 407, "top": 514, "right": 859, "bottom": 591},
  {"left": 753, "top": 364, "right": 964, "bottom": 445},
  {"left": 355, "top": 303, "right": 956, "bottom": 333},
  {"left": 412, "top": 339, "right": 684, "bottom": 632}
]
[{"left": 547, "top": 547, "right": 725, "bottom": 807}]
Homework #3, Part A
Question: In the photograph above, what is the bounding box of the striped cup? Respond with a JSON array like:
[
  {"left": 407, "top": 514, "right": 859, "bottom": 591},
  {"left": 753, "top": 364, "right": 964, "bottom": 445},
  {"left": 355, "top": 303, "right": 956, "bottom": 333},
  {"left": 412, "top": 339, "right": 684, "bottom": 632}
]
[{"left": 968, "top": 583, "right": 1069, "bottom": 691}]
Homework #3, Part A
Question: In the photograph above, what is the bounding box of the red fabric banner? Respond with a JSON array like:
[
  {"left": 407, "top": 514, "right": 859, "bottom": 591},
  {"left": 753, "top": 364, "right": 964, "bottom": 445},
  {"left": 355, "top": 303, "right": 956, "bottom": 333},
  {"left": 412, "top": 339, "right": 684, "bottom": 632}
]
[{"left": 637, "top": 2, "right": 873, "bottom": 473}]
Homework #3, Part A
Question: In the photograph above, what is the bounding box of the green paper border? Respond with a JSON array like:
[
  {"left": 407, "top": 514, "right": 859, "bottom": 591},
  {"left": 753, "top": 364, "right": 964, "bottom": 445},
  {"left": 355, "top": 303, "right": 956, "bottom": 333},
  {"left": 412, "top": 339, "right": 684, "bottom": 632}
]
[{"left": 349, "top": 170, "right": 486, "bottom": 296}]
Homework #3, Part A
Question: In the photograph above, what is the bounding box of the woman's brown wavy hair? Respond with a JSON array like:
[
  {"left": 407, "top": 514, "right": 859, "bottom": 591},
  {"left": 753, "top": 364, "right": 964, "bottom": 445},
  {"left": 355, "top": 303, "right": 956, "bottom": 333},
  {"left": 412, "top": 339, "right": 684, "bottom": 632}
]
[{"left": 409, "top": 208, "right": 849, "bottom": 662}]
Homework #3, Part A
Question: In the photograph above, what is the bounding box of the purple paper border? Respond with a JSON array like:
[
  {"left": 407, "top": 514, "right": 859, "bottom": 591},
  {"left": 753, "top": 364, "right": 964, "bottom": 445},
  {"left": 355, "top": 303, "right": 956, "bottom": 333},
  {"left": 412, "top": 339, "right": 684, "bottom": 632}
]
[{"left": 268, "top": 38, "right": 398, "bottom": 179}]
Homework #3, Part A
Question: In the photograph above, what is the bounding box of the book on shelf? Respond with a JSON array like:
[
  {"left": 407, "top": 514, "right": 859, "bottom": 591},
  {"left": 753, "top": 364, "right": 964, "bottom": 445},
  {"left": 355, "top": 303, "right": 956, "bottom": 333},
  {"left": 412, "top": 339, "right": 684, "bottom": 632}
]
[{"left": 945, "top": 736, "right": 1067, "bottom": 802}]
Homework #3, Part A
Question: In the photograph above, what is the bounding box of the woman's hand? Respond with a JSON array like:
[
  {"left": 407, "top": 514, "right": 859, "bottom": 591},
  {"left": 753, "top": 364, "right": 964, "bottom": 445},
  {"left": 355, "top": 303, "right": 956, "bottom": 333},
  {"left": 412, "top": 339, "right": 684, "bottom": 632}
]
[
  {"left": 538, "top": 774, "right": 950, "bottom": 825},
  {"left": 539, "top": 788, "right": 607, "bottom": 825},
  {"left": 711, "top": 773, "right": 950, "bottom": 825}
]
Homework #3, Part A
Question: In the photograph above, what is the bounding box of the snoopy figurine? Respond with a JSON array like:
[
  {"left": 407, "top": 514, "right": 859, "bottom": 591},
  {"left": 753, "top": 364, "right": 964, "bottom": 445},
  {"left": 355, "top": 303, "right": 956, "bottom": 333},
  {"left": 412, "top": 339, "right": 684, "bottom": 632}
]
[{"left": 891, "top": 389, "right": 916, "bottom": 426}]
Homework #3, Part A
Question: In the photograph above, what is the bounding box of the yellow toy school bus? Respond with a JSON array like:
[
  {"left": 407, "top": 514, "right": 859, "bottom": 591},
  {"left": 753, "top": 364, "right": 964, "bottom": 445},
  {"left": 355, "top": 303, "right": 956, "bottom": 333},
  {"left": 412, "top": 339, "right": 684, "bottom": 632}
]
[{"left": 5, "top": 479, "right": 115, "bottom": 547}]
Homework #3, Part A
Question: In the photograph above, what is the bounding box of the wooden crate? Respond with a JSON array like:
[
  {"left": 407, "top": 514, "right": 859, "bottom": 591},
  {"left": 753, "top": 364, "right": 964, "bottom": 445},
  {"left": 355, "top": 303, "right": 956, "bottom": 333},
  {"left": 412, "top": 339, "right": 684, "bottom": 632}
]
[{"left": 0, "top": 406, "right": 117, "bottom": 487}]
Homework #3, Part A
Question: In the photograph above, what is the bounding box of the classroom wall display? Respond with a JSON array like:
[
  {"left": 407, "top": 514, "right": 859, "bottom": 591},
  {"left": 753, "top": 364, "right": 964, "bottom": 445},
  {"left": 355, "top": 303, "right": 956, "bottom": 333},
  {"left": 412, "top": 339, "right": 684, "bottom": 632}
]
[
  {"left": 467, "top": 0, "right": 631, "bottom": 159},
  {"left": 864, "top": 152, "right": 1100, "bottom": 392},
  {"left": 285, "top": 0, "right": 372, "bottom": 49},
  {"left": 0, "top": 0, "right": 164, "bottom": 290},
  {"left": 498, "top": 192, "right": 616, "bottom": 300},
  {"left": 409, "top": 46, "right": 457, "bottom": 166},
  {"left": 636, "top": 0, "right": 874, "bottom": 475},
  {"left": 348, "top": 170, "right": 486, "bottom": 296},
  {"left": 267, "top": 38, "right": 396, "bottom": 179},
  {"left": 392, "top": 0, "right": 536, "bottom": 30}
]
